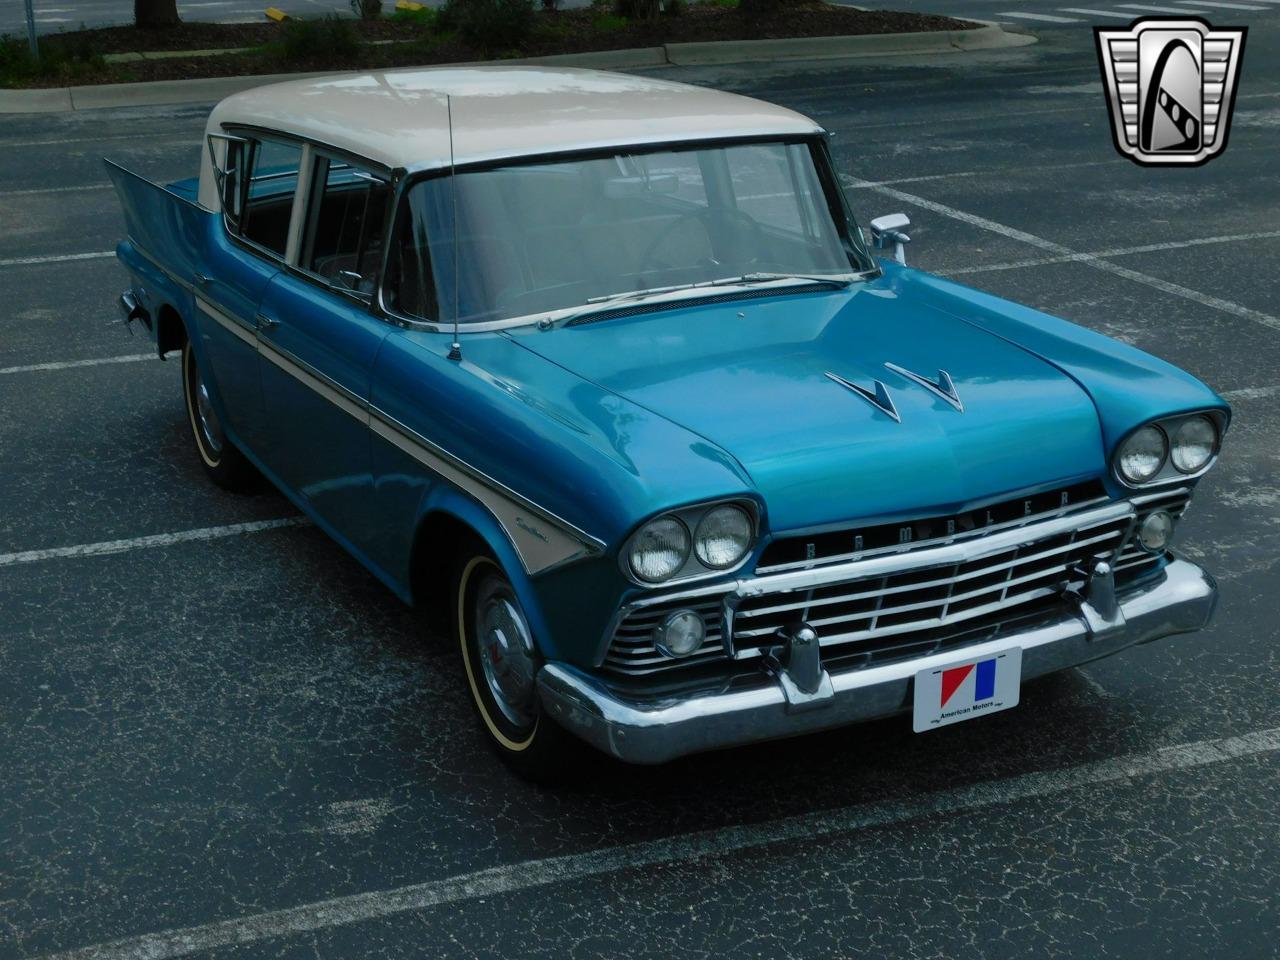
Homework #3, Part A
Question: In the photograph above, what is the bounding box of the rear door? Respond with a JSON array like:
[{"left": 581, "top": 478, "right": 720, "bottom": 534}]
[
  {"left": 196, "top": 134, "right": 305, "bottom": 454},
  {"left": 254, "top": 151, "right": 393, "bottom": 554}
]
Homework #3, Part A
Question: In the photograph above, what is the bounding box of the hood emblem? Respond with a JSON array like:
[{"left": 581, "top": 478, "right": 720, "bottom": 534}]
[
  {"left": 824, "top": 372, "right": 901, "bottom": 423},
  {"left": 884, "top": 362, "right": 964, "bottom": 413}
]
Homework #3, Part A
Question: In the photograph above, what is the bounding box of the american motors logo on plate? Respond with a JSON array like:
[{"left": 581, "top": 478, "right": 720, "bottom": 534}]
[{"left": 912, "top": 648, "right": 1022, "bottom": 732}]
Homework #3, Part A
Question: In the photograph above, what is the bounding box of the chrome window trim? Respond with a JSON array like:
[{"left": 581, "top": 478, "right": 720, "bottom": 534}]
[
  {"left": 1112, "top": 409, "right": 1227, "bottom": 489},
  {"left": 377, "top": 133, "right": 876, "bottom": 334},
  {"left": 217, "top": 125, "right": 396, "bottom": 274}
]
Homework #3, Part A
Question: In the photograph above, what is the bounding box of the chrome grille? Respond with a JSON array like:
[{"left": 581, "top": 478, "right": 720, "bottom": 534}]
[
  {"left": 756, "top": 480, "right": 1108, "bottom": 573},
  {"left": 731, "top": 512, "right": 1132, "bottom": 654},
  {"left": 602, "top": 500, "right": 1136, "bottom": 679},
  {"left": 1113, "top": 487, "right": 1192, "bottom": 578},
  {"left": 604, "top": 596, "right": 727, "bottom": 676}
]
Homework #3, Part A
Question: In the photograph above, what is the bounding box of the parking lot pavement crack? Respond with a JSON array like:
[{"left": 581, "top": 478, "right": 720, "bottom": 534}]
[{"left": 34, "top": 726, "right": 1280, "bottom": 960}]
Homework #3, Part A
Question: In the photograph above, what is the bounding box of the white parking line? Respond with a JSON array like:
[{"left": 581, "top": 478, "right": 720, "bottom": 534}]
[
  {"left": 0, "top": 183, "right": 111, "bottom": 198},
  {"left": 39, "top": 726, "right": 1280, "bottom": 960},
  {"left": 942, "top": 230, "right": 1280, "bottom": 277},
  {"left": 1058, "top": 6, "right": 1138, "bottom": 15},
  {"left": 1117, "top": 3, "right": 1214, "bottom": 11},
  {"left": 0, "top": 518, "right": 309, "bottom": 568},
  {"left": 1222, "top": 385, "right": 1280, "bottom": 400},
  {"left": 846, "top": 177, "right": 1280, "bottom": 333},
  {"left": 0, "top": 354, "right": 155, "bottom": 376},
  {"left": 997, "top": 10, "right": 1083, "bottom": 20},
  {"left": 845, "top": 172, "right": 981, "bottom": 189},
  {"left": 0, "top": 251, "right": 114, "bottom": 267},
  {"left": 1176, "top": 0, "right": 1265, "bottom": 8}
]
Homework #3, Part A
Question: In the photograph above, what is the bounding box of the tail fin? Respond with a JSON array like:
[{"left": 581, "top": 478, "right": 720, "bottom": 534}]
[{"left": 104, "top": 159, "right": 209, "bottom": 284}]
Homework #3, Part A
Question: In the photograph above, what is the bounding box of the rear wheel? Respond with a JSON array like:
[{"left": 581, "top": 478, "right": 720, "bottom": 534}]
[
  {"left": 454, "top": 553, "right": 584, "bottom": 782},
  {"left": 182, "top": 340, "right": 257, "bottom": 491}
]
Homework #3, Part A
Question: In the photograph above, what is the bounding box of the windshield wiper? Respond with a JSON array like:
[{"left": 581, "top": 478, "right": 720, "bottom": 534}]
[
  {"left": 557, "top": 273, "right": 858, "bottom": 327},
  {"left": 712, "top": 272, "right": 854, "bottom": 289}
]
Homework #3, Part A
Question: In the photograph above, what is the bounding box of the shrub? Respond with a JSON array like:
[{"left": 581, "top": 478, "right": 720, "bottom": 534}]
[
  {"left": 390, "top": 4, "right": 439, "bottom": 27},
  {"left": 541, "top": 0, "right": 561, "bottom": 10},
  {"left": 592, "top": 12, "right": 628, "bottom": 30},
  {"left": 0, "top": 32, "right": 105, "bottom": 85},
  {"left": 438, "top": 0, "right": 535, "bottom": 52},
  {"left": 349, "top": 0, "right": 383, "bottom": 19},
  {"left": 663, "top": 0, "right": 685, "bottom": 15},
  {"left": 280, "top": 15, "right": 360, "bottom": 61}
]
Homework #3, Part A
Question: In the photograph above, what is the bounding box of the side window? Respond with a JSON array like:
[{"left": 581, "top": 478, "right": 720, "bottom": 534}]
[
  {"left": 234, "top": 137, "right": 303, "bottom": 258},
  {"left": 383, "top": 185, "right": 440, "bottom": 322},
  {"left": 300, "top": 156, "right": 390, "bottom": 296}
]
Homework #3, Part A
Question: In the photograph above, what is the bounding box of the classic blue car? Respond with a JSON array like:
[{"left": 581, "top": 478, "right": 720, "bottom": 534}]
[{"left": 109, "top": 66, "right": 1226, "bottom": 777}]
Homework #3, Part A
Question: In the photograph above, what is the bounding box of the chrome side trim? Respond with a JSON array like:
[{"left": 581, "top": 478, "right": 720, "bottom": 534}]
[
  {"left": 366, "top": 406, "right": 604, "bottom": 575},
  {"left": 196, "top": 296, "right": 256, "bottom": 348},
  {"left": 195, "top": 294, "right": 603, "bottom": 575},
  {"left": 260, "top": 337, "right": 369, "bottom": 425},
  {"left": 130, "top": 240, "right": 194, "bottom": 294}
]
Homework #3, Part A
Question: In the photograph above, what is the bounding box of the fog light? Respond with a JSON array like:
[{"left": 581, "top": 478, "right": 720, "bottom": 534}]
[
  {"left": 1138, "top": 510, "right": 1174, "bottom": 554},
  {"left": 654, "top": 609, "right": 705, "bottom": 658}
]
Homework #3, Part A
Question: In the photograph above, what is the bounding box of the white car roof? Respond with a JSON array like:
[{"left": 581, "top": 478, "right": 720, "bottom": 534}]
[{"left": 204, "top": 65, "right": 824, "bottom": 172}]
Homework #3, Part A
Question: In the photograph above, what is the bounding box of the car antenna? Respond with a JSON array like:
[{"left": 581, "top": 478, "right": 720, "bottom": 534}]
[{"left": 446, "top": 93, "right": 462, "bottom": 363}]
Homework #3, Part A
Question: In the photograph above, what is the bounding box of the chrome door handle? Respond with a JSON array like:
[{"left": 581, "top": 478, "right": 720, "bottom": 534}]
[
  {"left": 194, "top": 272, "right": 211, "bottom": 287},
  {"left": 256, "top": 314, "right": 279, "bottom": 332}
]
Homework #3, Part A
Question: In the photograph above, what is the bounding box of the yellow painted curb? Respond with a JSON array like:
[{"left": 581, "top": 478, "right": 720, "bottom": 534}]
[
  {"left": 264, "top": 7, "right": 288, "bottom": 21},
  {"left": 396, "top": 0, "right": 426, "bottom": 10}
]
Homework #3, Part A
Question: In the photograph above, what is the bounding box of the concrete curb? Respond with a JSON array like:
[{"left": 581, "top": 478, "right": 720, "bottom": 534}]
[{"left": 0, "top": 24, "right": 1033, "bottom": 114}]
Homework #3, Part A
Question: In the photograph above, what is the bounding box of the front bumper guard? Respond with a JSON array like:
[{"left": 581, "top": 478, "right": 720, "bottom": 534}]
[{"left": 537, "top": 557, "right": 1218, "bottom": 765}]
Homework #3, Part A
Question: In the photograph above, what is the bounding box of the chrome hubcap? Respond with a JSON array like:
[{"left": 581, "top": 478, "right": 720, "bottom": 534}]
[
  {"left": 192, "top": 362, "right": 224, "bottom": 456},
  {"left": 474, "top": 578, "right": 537, "bottom": 729}
]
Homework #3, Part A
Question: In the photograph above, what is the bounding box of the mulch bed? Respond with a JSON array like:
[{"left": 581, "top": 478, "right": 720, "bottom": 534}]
[{"left": 12, "top": 4, "right": 976, "bottom": 87}]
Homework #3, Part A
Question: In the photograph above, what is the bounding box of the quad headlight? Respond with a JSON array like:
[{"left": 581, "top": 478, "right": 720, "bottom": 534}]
[
  {"left": 628, "top": 516, "right": 690, "bottom": 583},
  {"left": 1171, "top": 415, "right": 1217, "bottom": 474},
  {"left": 1115, "top": 412, "right": 1223, "bottom": 486},
  {"left": 625, "top": 500, "right": 757, "bottom": 585},
  {"left": 694, "top": 505, "right": 754, "bottom": 569},
  {"left": 1117, "top": 425, "right": 1167, "bottom": 484}
]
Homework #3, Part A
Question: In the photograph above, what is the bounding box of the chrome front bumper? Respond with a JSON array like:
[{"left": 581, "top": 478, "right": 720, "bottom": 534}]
[{"left": 537, "top": 557, "right": 1218, "bottom": 764}]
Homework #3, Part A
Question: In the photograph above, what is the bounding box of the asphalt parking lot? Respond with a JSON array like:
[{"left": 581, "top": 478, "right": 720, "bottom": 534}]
[{"left": 2, "top": 22, "right": 1279, "bottom": 960}]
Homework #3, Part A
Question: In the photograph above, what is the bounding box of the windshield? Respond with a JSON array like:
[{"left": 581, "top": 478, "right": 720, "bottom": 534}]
[{"left": 384, "top": 140, "right": 872, "bottom": 325}]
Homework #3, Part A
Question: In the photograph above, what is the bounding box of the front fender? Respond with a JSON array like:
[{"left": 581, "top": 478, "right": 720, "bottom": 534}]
[{"left": 414, "top": 485, "right": 559, "bottom": 660}]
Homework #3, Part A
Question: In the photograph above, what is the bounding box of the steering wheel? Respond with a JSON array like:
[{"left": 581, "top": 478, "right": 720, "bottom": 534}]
[{"left": 638, "top": 209, "right": 766, "bottom": 274}]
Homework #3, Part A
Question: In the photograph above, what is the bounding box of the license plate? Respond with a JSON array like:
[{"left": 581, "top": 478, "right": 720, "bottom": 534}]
[{"left": 912, "top": 648, "right": 1022, "bottom": 733}]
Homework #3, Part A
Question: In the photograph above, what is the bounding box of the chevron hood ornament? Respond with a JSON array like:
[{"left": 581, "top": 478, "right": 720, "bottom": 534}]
[
  {"left": 884, "top": 362, "right": 964, "bottom": 412},
  {"left": 824, "top": 372, "right": 901, "bottom": 423}
]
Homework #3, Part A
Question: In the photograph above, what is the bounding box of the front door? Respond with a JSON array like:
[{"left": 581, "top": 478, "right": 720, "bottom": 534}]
[{"left": 253, "top": 153, "right": 393, "bottom": 556}]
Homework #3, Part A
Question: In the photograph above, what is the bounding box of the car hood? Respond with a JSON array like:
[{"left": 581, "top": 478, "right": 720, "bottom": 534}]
[{"left": 508, "top": 283, "right": 1107, "bottom": 532}]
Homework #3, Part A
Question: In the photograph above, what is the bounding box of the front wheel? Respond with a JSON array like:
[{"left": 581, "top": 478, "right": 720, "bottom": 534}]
[
  {"left": 454, "top": 553, "right": 584, "bottom": 781},
  {"left": 182, "top": 340, "right": 257, "bottom": 492}
]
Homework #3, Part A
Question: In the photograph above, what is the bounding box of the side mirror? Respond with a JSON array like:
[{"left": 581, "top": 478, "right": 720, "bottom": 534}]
[{"left": 869, "top": 213, "right": 912, "bottom": 266}]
